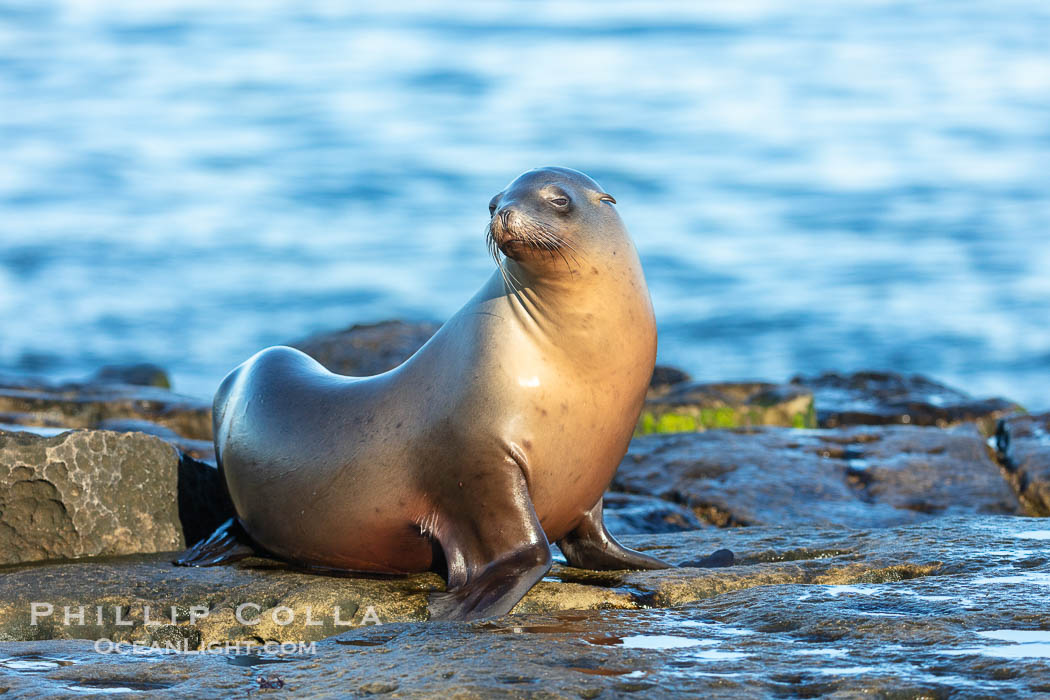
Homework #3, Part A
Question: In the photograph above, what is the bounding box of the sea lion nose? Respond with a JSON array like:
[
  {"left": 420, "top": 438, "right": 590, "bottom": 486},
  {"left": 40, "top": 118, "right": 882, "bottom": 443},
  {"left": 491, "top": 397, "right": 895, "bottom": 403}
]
[{"left": 499, "top": 208, "right": 512, "bottom": 228}]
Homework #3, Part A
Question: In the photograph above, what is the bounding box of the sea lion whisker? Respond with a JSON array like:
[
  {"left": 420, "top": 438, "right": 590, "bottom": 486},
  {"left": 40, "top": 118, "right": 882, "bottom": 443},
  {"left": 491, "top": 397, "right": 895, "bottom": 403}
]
[
  {"left": 494, "top": 244, "right": 527, "bottom": 298},
  {"left": 533, "top": 228, "right": 578, "bottom": 274},
  {"left": 561, "top": 245, "right": 582, "bottom": 269},
  {"left": 555, "top": 247, "right": 576, "bottom": 274},
  {"left": 533, "top": 225, "right": 571, "bottom": 252},
  {"left": 552, "top": 233, "right": 583, "bottom": 259},
  {"left": 499, "top": 260, "right": 518, "bottom": 293},
  {"left": 494, "top": 253, "right": 515, "bottom": 291},
  {"left": 540, "top": 235, "right": 574, "bottom": 273},
  {"left": 531, "top": 236, "right": 562, "bottom": 266},
  {"left": 489, "top": 212, "right": 581, "bottom": 277},
  {"left": 486, "top": 223, "right": 519, "bottom": 294}
]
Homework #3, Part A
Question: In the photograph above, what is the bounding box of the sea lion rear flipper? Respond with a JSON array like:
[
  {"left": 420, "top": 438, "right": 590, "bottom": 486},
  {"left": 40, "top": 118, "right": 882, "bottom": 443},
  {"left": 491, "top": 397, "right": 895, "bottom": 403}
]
[
  {"left": 173, "top": 518, "right": 256, "bottom": 567},
  {"left": 557, "top": 497, "right": 672, "bottom": 571},
  {"left": 428, "top": 467, "right": 553, "bottom": 622}
]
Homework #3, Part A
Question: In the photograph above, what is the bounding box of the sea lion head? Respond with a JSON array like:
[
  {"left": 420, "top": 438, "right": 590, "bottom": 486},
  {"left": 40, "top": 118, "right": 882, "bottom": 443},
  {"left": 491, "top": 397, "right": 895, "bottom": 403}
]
[{"left": 486, "top": 167, "right": 621, "bottom": 275}]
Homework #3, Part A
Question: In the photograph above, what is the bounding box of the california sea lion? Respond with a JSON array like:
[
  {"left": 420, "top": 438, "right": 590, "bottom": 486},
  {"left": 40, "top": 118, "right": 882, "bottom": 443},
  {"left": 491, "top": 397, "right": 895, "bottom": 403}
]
[{"left": 177, "top": 167, "right": 725, "bottom": 621}]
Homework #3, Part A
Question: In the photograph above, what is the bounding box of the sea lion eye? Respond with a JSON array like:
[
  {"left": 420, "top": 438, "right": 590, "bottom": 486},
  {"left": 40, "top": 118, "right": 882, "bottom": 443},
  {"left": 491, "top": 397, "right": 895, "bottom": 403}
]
[
  {"left": 549, "top": 197, "right": 569, "bottom": 208},
  {"left": 488, "top": 195, "right": 500, "bottom": 216}
]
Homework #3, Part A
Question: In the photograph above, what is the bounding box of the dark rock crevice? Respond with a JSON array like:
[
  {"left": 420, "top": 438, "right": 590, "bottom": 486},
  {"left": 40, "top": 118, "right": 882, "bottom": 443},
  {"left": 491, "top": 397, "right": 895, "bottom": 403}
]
[{"left": 994, "top": 413, "right": 1050, "bottom": 516}]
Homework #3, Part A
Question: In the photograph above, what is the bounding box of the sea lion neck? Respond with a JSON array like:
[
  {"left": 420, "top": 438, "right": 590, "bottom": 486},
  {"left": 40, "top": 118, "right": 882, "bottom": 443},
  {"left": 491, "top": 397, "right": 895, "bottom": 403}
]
[{"left": 492, "top": 238, "right": 655, "bottom": 358}]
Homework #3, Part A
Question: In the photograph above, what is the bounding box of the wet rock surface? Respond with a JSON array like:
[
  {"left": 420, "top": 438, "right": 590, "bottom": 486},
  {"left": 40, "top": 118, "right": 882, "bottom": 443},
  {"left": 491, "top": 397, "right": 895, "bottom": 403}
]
[
  {"left": 615, "top": 425, "right": 1022, "bottom": 527},
  {"left": 1, "top": 517, "right": 1048, "bottom": 697},
  {"left": 997, "top": 412, "right": 1050, "bottom": 517},
  {"left": 792, "top": 370, "right": 1022, "bottom": 435},
  {"left": 0, "top": 429, "right": 229, "bottom": 566},
  {"left": 602, "top": 492, "right": 705, "bottom": 535},
  {"left": 638, "top": 381, "right": 815, "bottom": 434},
  {"left": 0, "top": 517, "right": 1022, "bottom": 645},
  {"left": 0, "top": 517, "right": 955, "bottom": 647}
]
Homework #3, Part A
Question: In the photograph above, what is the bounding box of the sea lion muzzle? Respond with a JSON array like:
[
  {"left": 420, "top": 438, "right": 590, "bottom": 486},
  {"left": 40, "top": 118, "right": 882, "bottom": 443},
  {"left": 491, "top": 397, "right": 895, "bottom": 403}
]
[
  {"left": 488, "top": 207, "right": 558, "bottom": 260},
  {"left": 488, "top": 207, "right": 524, "bottom": 257}
]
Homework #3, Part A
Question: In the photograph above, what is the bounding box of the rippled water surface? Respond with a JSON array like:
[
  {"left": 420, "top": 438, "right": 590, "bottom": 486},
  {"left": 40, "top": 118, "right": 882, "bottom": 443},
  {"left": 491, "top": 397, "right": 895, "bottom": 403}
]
[{"left": 1, "top": 0, "right": 1048, "bottom": 405}]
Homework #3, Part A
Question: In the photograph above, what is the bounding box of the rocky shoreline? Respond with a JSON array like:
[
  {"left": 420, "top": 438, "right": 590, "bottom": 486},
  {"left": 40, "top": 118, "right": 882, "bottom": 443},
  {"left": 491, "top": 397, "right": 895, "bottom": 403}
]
[{"left": 1, "top": 320, "right": 1048, "bottom": 697}]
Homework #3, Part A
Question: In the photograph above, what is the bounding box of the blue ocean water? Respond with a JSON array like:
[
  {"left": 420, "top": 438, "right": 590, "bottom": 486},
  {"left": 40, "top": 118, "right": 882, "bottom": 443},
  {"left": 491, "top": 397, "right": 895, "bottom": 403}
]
[{"left": 0, "top": 1, "right": 1048, "bottom": 408}]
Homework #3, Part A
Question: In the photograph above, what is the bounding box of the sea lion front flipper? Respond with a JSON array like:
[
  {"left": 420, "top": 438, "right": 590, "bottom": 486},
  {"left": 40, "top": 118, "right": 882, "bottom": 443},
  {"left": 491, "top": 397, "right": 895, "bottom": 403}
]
[
  {"left": 173, "top": 518, "right": 256, "bottom": 567},
  {"left": 557, "top": 497, "right": 672, "bottom": 571},
  {"left": 428, "top": 467, "right": 553, "bottom": 622}
]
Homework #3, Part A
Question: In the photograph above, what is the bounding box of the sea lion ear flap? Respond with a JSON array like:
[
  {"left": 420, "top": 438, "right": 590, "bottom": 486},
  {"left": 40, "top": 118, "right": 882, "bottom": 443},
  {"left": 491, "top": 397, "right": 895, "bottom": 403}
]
[{"left": 598, "top": 193, "right": 617, "bottom": 204}]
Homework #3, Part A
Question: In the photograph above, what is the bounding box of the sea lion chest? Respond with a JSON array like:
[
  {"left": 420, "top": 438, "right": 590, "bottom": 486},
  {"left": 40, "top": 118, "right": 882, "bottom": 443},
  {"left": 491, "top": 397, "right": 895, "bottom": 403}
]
[{"left": 453, "top": 313, "right": 648, "bottom": 541}]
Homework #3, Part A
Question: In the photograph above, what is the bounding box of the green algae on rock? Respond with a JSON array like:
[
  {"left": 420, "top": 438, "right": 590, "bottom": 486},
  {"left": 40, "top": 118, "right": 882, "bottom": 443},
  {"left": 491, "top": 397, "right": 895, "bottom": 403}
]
[{"left": 636, "top": 382, "right": 816, "bottom": 435}]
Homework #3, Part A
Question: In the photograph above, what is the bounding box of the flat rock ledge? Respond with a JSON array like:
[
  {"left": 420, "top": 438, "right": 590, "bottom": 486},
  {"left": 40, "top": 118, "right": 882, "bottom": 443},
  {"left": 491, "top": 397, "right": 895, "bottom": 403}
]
[
  {"left": 1, "top": 516, "right": 1048, "bottom": 697},
  {"left": 0, "top": 517, "right": 974, "bottom": 647}
]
